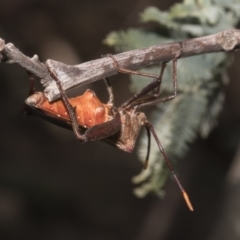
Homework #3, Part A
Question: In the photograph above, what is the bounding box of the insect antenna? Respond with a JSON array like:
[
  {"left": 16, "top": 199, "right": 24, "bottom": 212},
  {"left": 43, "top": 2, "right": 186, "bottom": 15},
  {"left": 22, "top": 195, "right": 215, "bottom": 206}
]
[{"left": 145, "top": 121, "right": 193, "bottom": 211}]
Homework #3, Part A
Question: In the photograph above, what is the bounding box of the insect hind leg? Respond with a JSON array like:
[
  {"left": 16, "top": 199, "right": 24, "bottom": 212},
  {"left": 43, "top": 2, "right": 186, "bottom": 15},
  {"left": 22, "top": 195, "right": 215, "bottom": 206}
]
[{"left": 144, "top": 120, "right": 193, "bottom": 211}]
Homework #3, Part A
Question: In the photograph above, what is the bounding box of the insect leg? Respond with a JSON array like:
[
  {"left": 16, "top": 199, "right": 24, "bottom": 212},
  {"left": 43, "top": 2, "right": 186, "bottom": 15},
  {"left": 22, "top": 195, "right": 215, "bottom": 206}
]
[
  {"left": 120, "top": 62, "right": 167, "bottom": 109},
  {"left": 143, "top": 125, "right": 151, "bottom": 169},
  {"left": 104, "top": 77, "right": 114, "bottom": 105},
  {"left": 136, "top": 58, "right": 178, "bottom": 109},
  {"left": 107, "top": 54, "right": 165, "bottom": 80},
  {"left": 46, "top": 66, "right": 121, "bottom": 142},
  {"left": 145, "top": 120, "right": 193, "bottom": 211},
  {"left": 47, "top": 66, "right": 85, "bottom": 141},
  {"left": 108, "top": 54, "right": 178, "bottom": 109}
]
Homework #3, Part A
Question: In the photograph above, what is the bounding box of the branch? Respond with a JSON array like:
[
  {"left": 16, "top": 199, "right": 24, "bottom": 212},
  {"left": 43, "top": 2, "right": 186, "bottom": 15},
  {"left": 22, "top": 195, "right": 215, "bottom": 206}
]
[{"left": 0, "top": 29, "right": 240, "bottom": 101}]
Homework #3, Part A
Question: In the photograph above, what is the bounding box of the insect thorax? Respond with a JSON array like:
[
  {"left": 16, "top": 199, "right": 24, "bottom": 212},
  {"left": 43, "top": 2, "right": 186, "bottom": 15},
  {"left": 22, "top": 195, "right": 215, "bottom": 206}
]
[{"left": 107, "top": 109, "right": 147, "bottom": 153}]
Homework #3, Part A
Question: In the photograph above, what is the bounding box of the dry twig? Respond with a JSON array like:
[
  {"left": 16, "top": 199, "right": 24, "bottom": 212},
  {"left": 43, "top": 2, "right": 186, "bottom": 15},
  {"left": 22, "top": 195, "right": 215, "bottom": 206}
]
[{"left": 0, "top": 29, "right": 240, "bottom": 101}]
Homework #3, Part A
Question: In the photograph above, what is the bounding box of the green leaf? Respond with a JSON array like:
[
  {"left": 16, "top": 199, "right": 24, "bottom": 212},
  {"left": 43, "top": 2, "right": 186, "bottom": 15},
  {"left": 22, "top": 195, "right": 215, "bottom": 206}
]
[{"left": 104, "top": 0, "right": 240, "bottom": 198}]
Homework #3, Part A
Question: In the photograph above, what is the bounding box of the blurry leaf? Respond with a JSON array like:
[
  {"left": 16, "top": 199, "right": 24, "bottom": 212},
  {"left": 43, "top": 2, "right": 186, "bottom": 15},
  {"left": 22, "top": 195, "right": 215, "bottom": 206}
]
[
  {"left": 104, "top": 0, "right": 240, "bottom": 198},
  {"left": 104, "top": 29, "right": 171, "bottom": 51}
]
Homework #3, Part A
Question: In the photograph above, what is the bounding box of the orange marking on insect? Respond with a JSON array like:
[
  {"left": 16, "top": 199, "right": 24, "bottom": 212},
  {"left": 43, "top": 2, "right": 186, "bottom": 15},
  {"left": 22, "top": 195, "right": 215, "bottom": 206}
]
[
  {"left": 26, "top": 90, "right": 113, "bottom": 128},
  {"left": 183, "top": 192, "right": 194, "bottom": 211}
]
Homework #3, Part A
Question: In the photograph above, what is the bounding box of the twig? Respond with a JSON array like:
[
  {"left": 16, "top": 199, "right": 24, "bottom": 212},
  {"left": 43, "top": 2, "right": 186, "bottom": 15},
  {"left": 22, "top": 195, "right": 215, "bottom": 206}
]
[{"left": 0, "top": 29, "right": 240, "bottom": 101}]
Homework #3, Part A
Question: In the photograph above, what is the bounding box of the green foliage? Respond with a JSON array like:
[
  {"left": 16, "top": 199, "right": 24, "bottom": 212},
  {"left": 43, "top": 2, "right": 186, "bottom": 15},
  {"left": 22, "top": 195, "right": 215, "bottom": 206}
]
[{"left": 104, "top": 0, "right": 240, "bottom": 197}]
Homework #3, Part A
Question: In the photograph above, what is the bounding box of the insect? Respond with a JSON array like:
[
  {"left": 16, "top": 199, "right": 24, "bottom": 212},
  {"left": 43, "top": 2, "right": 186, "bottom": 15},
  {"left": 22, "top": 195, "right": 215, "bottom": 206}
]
[{"left": 23, "top": 55, "right": 193, "bottom": 211}]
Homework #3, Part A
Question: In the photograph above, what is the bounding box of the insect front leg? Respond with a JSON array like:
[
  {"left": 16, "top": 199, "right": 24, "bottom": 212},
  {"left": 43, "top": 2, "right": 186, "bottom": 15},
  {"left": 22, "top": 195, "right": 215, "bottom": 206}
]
[
  {"left": 107, "top": 54, "right": 178, "bottom": 109},
  {"left": 137, "top": 58, "right": 178, "bottom": 109},
  {"left": 120, "top": 61, "right": 167, "bottom": 109},
  {"left": 107, "top": 54, "right": 165, "bottom": 80},
  {"left": 46, "top": 66, "right": 121, "bottom": 142}
]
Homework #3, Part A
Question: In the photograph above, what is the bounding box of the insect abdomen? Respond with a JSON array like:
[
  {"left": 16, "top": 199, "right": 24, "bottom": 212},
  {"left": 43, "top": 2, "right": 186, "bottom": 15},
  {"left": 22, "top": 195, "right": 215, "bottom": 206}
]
[{"left": 25, "top": 89, "right": 112, "bottom": 128}]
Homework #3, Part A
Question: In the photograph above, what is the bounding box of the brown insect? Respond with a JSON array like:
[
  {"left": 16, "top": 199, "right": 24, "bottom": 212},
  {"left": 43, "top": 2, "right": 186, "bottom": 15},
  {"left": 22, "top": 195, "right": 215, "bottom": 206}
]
[{"left": 23, "top": 55, "right": 193, "bottom": 211}]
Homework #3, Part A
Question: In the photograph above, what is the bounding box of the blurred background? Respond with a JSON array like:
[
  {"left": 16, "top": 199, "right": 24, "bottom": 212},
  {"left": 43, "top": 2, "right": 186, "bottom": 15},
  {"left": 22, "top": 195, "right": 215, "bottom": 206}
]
[{"left": 0, "top": 1, "right": 240, "bottom": 240}]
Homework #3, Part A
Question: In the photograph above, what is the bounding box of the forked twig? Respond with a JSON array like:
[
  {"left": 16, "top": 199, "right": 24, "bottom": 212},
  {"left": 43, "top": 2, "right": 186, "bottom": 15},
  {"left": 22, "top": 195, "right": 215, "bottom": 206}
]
[{"left": 0, "top": 29, "right": 240, "bottom": 101}]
